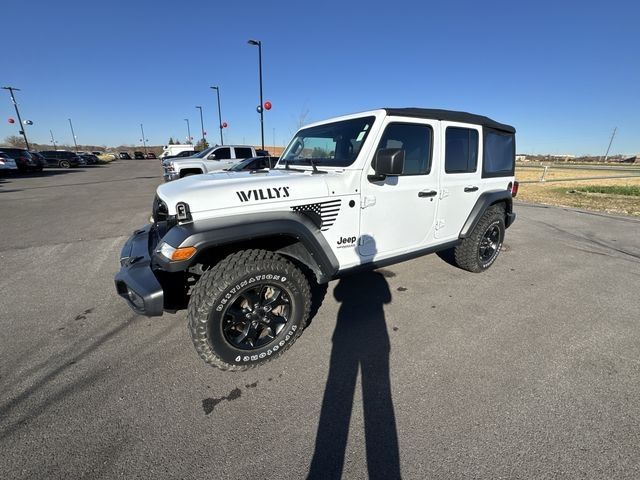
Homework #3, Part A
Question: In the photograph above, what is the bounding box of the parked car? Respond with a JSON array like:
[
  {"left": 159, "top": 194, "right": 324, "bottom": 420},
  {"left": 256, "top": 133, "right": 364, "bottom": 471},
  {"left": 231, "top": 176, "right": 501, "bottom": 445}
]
[
  {"left": 119, "top": 152, "right": 132, "bottom": 160},
  {"left": 226, "top": 156, "right": 279, "bottom": 172},
  {"left": 160, "top": 144, "right": 195, "bottom": 159},
  {"left": 163, "top": 149, "right": 201, "bottom": 161},
  {"left": 116, "top": 107, "right": 518, "bottom": 371},
  {"left": 0, "top": 152, "right": 18, "bottom": 173},
  {"left": 39, "top": 150, "right": 84, "bottom": 168},
  {"left": 162, "top": 145, "right": 258, "bottom": 181},
  {"left": 145, "top": 152, "right": 157, "bottom": 159},
  {"left": 98, "top": 153, "right": 117, "bottom": 162},
  {"left": 256, "top": 149, "right": 271, "bottom": 157},
  {"left": 28, "top": 151, "right": 48, "bottom": 170},
  {"left": 0, "top": 147, "right": 40, "bottom": 172},
  {"left": 91, "top": 151, "right": 103, "bottom": 156},
  {"left": 134, "top": 151, "right": 145, "bottom": 159},
  {"left": 79, "top": 153, "right": 99, "bottom": 165}
]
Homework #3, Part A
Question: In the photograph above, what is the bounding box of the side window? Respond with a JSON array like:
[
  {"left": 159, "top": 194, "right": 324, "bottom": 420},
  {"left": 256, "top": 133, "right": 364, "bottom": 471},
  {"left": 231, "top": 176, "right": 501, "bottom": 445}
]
[
  {"left": 445, "top": 127, "right": 478, "bottom": 173},
  {"left": 376, "top": 123, "right": 432, "bottom": 175},
  {"left": 483, "top": 130, "right": 515, "bottom": 177},
  {"left": 234, "top": 147, "right": 253, "bottom": 159},
  {"left": 210, "top": 147, "right": 231, "bottom": 160}
]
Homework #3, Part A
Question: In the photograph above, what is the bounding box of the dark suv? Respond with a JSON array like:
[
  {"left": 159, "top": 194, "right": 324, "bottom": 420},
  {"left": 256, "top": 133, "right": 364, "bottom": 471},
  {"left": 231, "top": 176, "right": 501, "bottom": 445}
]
[
  {"left": 39, "top": 150, "right": 84, "bottom": 168},
  {"left": 0, "top": 147, "right": 40, "bottom": 172}
]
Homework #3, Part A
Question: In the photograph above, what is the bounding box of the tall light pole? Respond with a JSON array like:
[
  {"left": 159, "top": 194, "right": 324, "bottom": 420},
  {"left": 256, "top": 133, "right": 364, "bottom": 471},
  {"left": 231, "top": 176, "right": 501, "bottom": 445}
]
[
  {"left": 50, "top": 129, "right": 57, "bottom": 150},
  {"left": 2, "top": 86, "right": 30, "bottom": 150},
  {"left": 603, "top": 127, "right": 617, "bottom": 163},
  {"left": 184, "top": 118, "right": 192, "bottom": 144},
  {"left": 247, "top": 39, "right": 264, "bottom": 150},
  {"left": 140, "top": 123, "right": 148, "bottom": 156},
  {"left": 195, "top": 106, "right": 205, "bottom": 145},
  {"left": 210, "top": 86, "right": 224, "bottom": 145},
  {"left": 68, "top": 118, "right": 78, "bottom": 153}
]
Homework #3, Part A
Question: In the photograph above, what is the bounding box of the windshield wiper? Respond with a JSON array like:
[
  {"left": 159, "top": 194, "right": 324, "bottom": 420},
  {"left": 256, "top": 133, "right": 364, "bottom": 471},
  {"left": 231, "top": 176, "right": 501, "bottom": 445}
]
[{"left": 298, "top": 158, "right": 327, "bottom": 174}]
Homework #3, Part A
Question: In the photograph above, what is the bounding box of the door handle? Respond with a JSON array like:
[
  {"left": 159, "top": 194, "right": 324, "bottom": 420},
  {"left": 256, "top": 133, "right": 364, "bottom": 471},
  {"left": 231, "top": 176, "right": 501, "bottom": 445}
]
[
  {"left": 464, "top": 186, "right": 479, "bottom": 192},
  {"left": 418, "top": 190, "right": 438, "bottom": 198}
]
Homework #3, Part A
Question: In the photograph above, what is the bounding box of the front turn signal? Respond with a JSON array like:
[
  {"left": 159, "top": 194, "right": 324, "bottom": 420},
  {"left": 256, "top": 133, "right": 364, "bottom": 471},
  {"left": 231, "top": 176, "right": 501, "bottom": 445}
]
[
  {"left": 171, "top": 246, "right": 197, "bottom": 261},
  {"left": 158, "top": 243, "right": 197, "bottom": 262}
]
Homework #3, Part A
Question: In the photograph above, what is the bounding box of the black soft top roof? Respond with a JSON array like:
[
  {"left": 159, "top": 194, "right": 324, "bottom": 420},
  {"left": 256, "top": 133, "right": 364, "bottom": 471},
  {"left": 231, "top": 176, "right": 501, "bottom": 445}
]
[{"left": 383, "top": 108, "right": 515, "bottom": 133}]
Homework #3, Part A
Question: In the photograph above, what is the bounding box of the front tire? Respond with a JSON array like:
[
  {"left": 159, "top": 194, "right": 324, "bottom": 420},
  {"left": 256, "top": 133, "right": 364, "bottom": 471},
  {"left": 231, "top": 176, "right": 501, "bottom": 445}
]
[
  {"left": 188, "top": 249, "right": 311, "bottom": 371},
  {"left": 453, "top": 205, "right": 505, "bottom": 272},
  {"left": 59, "top": 160, "right": 71, "bottom": 169}
]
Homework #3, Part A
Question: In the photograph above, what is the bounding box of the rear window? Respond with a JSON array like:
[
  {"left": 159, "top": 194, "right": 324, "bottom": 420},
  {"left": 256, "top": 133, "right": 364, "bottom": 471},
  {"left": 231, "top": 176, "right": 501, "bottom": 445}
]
[
  {"left": 483, "top": 129, "right": 515, "bottom": 177},
  {"left": 445, "top": 127, "right": 478, "bottom": 173},
  {"left": 234, "top": 147, "right": 253, "bottom": 159}
]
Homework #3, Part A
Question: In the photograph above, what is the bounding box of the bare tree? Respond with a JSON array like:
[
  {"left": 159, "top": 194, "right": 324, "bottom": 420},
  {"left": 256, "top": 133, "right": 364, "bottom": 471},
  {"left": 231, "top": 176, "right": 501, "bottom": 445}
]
[
  {"left": 3, "top": 135, "right": 26, "bottom": 147},
  {"left": 290, "top": 105, "right": 310, "bottom": 136}
]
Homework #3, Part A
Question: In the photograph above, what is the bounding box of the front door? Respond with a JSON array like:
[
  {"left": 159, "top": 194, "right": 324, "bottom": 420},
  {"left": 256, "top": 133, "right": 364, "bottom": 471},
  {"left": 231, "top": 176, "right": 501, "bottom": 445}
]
[{"left": 358, "top": 119, "right": 440, "bottom": 260}]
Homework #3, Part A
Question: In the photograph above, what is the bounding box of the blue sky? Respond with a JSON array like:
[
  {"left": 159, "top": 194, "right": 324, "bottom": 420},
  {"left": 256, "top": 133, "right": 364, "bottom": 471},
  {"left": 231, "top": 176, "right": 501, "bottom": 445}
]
[{"left": 2, "top": 0, "right": 638, "bottom": 155}]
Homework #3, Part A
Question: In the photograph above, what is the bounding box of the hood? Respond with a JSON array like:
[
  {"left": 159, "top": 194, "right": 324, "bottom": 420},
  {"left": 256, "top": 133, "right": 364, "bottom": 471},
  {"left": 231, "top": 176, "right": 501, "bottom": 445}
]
[{"left": 156, "top": 169, "right": 332, "bottom": 215}]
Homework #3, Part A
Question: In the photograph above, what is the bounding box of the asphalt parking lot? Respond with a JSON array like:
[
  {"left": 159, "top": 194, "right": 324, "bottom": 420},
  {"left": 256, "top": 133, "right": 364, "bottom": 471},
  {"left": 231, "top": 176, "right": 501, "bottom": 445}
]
[{"left": 1, "top": 161, "right": 639, "bottom": 479}]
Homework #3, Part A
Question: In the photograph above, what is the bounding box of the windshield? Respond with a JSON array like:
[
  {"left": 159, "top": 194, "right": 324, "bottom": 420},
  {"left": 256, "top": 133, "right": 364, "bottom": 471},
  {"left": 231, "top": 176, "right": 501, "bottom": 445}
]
[
  {"left": 193, "top": 147, "right": 215, "bottom": 158},
  {"left": 279, "top": 116, "right": 376, "bottom": 168}
]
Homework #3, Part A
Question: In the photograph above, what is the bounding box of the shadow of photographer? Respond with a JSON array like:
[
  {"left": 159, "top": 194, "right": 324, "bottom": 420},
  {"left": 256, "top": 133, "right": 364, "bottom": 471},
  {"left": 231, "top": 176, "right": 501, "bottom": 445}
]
[{"left": 308, "top": 269, "right": 401, "bottom": 479}]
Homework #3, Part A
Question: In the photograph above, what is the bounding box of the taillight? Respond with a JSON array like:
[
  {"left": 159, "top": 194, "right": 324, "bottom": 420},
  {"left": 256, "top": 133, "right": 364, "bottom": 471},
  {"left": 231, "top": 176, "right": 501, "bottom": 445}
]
[{"left": 511, "top": 181, "right": 519, "bottom": 197}]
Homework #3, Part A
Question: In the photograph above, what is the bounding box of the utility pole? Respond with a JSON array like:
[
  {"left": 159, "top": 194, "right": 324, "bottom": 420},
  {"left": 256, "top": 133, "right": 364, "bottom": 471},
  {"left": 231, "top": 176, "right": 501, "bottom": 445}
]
[
  {"left": 195, "top": 106, "right": 205, "bottom": 145},
  {"left": 50, "top": 129, "right": 57, "bottom": 150},
  {"left": 2, "top": 86, "right": 30, "bottom": 149},
  {"left": 210, "top": 86, "right": 224, "bottom": 145},
  {"left": 68, "top": 118, "right": 79, "bottom": 153},
  {"left": 248, "top": 39, "right": 265, "bottom": 150},
  {"left": 603, "top": 127, "right": 617, "bottom": 163},
  {"left": 184, "top": 118, "right": 192, "bottom": 144},
  {"left": 140, "top": 124, "right": 148, "bottom": 156}
]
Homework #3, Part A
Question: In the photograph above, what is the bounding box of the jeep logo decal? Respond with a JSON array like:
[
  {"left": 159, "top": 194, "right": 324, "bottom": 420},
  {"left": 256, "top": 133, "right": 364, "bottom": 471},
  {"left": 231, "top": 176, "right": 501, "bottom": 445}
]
[{"left": 236, "top": 186, "right": 290, "bottom": 202}]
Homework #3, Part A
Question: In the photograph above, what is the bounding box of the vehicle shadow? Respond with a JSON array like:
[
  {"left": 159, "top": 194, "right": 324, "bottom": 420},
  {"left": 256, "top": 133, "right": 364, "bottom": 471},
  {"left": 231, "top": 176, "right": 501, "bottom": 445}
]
[{"left": 307, "top": 270, "right": 401, "bottom": 480}]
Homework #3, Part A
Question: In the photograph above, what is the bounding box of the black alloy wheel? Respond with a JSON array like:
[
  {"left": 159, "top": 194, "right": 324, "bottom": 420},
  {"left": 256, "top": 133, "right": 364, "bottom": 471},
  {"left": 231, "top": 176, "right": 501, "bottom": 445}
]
[
  {"left": 220, "top": 283, "right": 291, "bottom": 350},
  {"left": 478, "top": 223, "right": 501, "bottom": 264}
]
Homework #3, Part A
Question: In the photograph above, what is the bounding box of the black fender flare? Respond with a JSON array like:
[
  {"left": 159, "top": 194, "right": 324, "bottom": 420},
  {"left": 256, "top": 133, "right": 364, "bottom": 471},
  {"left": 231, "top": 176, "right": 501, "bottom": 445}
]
[
  {"left": 155, "top": 211, "right": 339, "bottom": 283},
  {"left": 459, "top": 190, "right": 514, "bottom": 238}
]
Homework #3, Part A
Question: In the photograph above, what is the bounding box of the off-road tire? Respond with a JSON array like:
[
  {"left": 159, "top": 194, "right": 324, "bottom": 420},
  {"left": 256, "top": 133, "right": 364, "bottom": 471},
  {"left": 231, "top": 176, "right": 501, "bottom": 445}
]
[
  {"left": 454, "top": 205, "right": 505, "bottom": 273},
  {"left": 188, "top": 249, "right": 311, "bottom": 371}
]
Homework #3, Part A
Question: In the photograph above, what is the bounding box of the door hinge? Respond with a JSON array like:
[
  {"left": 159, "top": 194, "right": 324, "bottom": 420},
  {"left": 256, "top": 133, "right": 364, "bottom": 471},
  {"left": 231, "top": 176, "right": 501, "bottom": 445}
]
[
  {"left": 440, "top": 188, "right": 450, "bottom": 200},
  {"left": 361, "top": 195, "right": 376, "bottom": 209},
  {"left": 435, "top": 219, "right": 446, "bottom": 230}
]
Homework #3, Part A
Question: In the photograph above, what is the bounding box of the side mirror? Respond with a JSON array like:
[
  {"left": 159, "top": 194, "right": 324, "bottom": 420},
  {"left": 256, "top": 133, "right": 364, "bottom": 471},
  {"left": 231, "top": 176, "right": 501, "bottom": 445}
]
[{"left": 370, "top": 148, "right": 404, "bottom": 181}]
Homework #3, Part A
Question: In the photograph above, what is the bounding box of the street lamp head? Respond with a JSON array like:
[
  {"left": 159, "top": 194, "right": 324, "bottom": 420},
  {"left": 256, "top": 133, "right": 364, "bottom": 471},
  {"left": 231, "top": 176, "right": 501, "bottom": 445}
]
[
  {"left": 210, "top": 86, "right": 219, "bottom": 90},
  {"left": 247, "top": 39, "right": 260, "bottom": 46}
]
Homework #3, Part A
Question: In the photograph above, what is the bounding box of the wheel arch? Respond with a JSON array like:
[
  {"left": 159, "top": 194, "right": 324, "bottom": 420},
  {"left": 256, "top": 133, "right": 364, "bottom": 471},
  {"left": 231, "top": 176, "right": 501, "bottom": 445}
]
[
  {"left": 459, "top": 190, "right": 514, "bottom": 239},
  {"left": 156, "top": 212, "right": 339, "bottom": 283}
]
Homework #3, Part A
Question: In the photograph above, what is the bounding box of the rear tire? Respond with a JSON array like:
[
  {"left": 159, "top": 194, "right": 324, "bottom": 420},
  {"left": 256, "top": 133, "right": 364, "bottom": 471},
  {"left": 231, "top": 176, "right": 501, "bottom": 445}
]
[
  {"left": 59, "top": 160, "right": 71, "bottom": 169},
  {"left": 453, "top": 205, "right": 505, "bottom": 272},
  {"left": 188, "top": 249, "right": 311, "bottom": 371}
]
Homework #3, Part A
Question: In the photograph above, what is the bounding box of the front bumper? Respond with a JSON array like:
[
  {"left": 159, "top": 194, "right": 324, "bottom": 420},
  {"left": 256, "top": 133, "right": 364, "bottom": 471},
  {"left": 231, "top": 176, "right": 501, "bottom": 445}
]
[
  {"left": 163, "top": 171, "right": 179, "bottom": 182},
  {"left": 114, "top": 225, "right": 164, "bottom": 316}
]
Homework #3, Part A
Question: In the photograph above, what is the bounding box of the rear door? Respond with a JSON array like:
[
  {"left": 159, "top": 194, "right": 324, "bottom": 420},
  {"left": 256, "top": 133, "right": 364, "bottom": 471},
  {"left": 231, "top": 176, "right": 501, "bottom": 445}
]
[
  {"left": 358, "top": 118, "right": 440, "bottom": 260},
  {"left": 435, "top": 122, "right": 482, "bottom": 240}
]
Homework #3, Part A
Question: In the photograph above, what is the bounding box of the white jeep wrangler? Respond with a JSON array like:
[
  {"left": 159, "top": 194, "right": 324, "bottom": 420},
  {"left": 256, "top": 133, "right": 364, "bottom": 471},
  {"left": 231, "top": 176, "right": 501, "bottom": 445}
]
[
  {"left": 163, "top": 145, "right": 257, "bottom": 181},
  {"left": 115, "top": 108, "right": 517, "bottom": 371}
]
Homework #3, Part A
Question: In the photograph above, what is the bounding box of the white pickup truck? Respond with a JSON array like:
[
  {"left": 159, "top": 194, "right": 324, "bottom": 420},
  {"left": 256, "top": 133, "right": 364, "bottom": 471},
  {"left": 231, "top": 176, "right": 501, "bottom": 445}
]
[{"left": 162, "top": 145, "right": 258, "bottom": 181}]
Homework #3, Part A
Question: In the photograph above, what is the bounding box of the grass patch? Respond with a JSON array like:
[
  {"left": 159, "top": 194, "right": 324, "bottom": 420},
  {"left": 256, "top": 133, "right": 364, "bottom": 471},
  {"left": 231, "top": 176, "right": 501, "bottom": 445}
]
[{"left": 571, "top": 185, "right": 640, "bottom": 196}]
